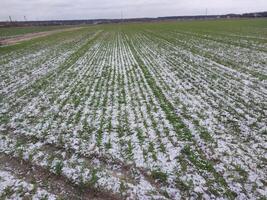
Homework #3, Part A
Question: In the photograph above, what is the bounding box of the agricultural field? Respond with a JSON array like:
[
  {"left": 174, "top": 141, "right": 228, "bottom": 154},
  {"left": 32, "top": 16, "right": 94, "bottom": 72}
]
[
  {"left": 0, "top": 19, "right": 266, "bottom": 199},
  {"left": 0, "top": 26, "right": 71, "bottom": 40}
]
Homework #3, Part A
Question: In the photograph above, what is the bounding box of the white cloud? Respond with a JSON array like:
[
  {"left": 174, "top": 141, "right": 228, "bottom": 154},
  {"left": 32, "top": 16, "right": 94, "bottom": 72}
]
[{"left": 0, "top": 0, "right": 266, "bottom": 21}]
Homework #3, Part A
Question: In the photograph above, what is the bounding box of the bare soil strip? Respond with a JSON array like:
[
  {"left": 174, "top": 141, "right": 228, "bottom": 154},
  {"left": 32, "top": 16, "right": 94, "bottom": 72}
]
[
  {"left": 0, "top": 27, "right": 83, "bottom": 46},
  {"left": 0, "top": 153, "right": 119, "bottom": 200}
]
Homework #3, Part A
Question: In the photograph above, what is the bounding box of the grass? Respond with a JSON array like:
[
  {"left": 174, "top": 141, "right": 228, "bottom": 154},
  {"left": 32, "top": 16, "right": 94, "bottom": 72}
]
[
  {"left": 0, "top": 25, "right": 71, "bottom": 39},
  {"left": 54, "top": 161, "right": 64, "bottom": 176},
  {"left": 151, "top": 170, "right": 168, "bottom": 184}
]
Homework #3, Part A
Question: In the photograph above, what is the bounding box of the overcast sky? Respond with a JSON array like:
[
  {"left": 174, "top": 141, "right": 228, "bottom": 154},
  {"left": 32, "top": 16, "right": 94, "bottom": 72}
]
[{"left": 0, "top": 0, "right": 266, "bottom": 21}]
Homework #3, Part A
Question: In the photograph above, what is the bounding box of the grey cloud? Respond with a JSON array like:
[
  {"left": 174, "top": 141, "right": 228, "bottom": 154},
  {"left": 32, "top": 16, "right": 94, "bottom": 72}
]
[{"left": 0, "top": 0, "right": 266, "bottom": 21}]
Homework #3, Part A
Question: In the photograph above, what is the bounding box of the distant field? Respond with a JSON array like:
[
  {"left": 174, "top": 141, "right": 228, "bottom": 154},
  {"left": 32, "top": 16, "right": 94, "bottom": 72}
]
[
  {"left": 0, "top": 25, "right": 71, "bottom": 39},
  {"left": 0, "top": 19, "right": 266, "bottom": 199}
]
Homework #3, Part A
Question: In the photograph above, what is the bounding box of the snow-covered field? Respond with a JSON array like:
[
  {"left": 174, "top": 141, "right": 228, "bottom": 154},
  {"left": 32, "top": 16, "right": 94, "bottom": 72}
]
[{"left": 0, "top": 19, "right": 266, "bottom": 199}]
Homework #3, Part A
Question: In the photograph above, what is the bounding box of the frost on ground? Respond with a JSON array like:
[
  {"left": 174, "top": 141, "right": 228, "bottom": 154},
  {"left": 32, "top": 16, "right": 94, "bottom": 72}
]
[
  {"left": 0, "top": 170, "right": 57, "bottom": 200},
  {"left": 0, "top": 19, "right": 266, "bottom": 199}
]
